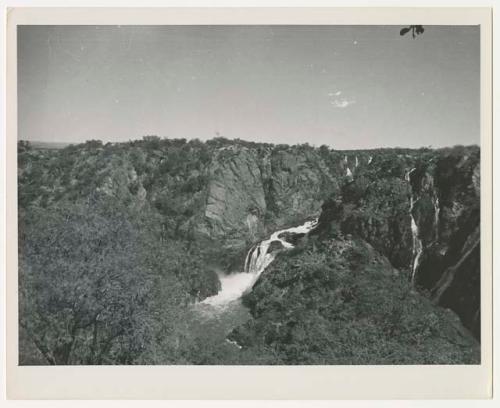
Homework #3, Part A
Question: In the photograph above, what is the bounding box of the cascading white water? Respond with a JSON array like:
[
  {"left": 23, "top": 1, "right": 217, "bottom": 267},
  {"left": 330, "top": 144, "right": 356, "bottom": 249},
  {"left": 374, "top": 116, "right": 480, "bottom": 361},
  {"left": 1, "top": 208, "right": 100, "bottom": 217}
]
[
  {"left": 346, "top": 167, "right": 353, "bottom": 177},
  {"left": 368, "top": 156, "right": 373, "bottom": 165},
  {"left": 433, "top": 196, "right": 440, "bottom": 240},
  {"left": 410, "top": 197, "right": 423, "bottom": 283},
  {"left": 405, "top": 167, "right": 414, "bottom": 183},
  {"left": 355, "top": 156, "right": 359, "bottom": 168},
  {"left": 200, "top": 219, "right": 318, "bottom": 308},
  {"left": 245, "top": 219, "right": 318, "bottom": 275},
  {"left": 406, "top": 168, "right": 423, "bottom": 283}
]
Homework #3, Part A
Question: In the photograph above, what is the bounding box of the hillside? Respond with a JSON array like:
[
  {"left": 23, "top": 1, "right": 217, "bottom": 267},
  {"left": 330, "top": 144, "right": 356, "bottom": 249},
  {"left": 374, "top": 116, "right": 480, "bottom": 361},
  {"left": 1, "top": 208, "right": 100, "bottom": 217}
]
[{"left": 17, "top": 137, "right": 480, "bottom": 364}]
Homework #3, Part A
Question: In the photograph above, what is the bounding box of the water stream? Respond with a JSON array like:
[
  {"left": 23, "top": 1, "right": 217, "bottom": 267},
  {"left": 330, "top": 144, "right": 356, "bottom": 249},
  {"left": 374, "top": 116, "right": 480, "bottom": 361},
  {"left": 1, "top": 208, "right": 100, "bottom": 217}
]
[
  {"left": 433, "top": 196, "right": 440, "bottom": 240},
  {"left": 406, "top": 168, "right": 423, "bottom": 284},
  {"left": 410, "top": 199, "right": 423, "bottom": 283},
  {"left": 200, "top": 219, "right": 318, "bottom": 308}
]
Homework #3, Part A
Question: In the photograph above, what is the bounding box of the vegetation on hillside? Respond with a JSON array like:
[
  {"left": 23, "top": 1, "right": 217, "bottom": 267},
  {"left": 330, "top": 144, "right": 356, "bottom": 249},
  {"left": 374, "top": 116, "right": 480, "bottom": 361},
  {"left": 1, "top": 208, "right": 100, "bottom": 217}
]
[
  {"left": 18, "top": 138, "right": 480, "bottom": 364},
  {"left": 230, "top": 234, "right": 479, "bottom": 364}
]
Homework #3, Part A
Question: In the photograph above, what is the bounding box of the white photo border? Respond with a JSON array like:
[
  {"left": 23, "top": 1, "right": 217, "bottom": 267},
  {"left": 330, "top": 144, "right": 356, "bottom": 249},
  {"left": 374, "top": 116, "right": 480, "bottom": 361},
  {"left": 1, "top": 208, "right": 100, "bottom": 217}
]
[{"left": 5, "top": 7, "right": 493, "bottom": 400}]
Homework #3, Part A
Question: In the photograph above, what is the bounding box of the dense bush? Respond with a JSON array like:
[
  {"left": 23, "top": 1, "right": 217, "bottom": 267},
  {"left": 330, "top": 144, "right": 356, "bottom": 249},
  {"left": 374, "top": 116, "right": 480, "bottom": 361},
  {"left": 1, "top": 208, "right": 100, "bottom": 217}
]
[
  {"left": 232, "top": 237, "right": 479, "bottom": 364},
  {"left": 18, "top": 195, "right": 220, "bottom": 365},
  {"left": 17, "top": 139, "right": 480, "bottom": 365}
]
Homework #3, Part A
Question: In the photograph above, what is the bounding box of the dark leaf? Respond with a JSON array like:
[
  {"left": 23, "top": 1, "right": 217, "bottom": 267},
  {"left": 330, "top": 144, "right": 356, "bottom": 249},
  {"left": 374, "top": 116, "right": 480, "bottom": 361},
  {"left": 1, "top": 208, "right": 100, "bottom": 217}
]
[{"left": 400, "top": 27, "right": 411, "bottom": 36}]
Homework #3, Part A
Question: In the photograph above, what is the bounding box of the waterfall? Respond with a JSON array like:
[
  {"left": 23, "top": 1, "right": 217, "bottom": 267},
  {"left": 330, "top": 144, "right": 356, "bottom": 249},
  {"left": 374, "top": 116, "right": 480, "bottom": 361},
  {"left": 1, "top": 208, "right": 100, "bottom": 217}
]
[
  {"left": 201, "top": 219, "right": 318, "bottom": 307},
  {"left": 244, "top": 219, "right": 317, "bottom": 275},
  {"left": 405, "top": 167, "right": 415, "bottom": 183},
  {"left": 344, "top": 155, "right": 348, "bottom": 164},
  {"left": 368, "top": 156, "right": 373, "bottom": 165},
  {"left": 410, "top": 196, "right": 423, "bottom": 283},
  {"left": 433, "top": 196, "right": 440, "bottom": 240},
  {"left": 346, "top": 167, "right": 353, "bottom": 177},
  {"left": 406, "top": 168, "right": 423, "bottom": 283},
  {"left": 355, "top": 156, "right": 359, "bottom": 168}
]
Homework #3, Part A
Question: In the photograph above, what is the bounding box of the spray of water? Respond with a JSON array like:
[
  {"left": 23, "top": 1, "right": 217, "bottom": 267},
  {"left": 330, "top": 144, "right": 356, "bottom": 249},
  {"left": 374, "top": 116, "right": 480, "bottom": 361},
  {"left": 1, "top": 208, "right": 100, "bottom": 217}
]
[{"left": 200, "top": 219, "right": 318, "bottom": 308}]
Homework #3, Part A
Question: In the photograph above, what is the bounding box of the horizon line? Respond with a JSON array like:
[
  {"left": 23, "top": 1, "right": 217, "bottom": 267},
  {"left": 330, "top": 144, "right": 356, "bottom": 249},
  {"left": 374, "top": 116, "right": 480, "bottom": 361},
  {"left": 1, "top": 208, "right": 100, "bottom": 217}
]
[{"left": 20, "top": 136, "right": 480, "bottom": 151}]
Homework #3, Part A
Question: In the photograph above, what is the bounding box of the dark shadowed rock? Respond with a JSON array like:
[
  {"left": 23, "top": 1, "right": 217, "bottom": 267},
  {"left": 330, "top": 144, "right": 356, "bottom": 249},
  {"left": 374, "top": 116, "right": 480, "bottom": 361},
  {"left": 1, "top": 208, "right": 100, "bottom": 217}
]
[
  {"left": 268, "top": 240, "right": 285, "bottom": 253},
  {"left": 277, "top": 231, "right": 306, "bottom": 246},
  {"left": 409, "top": 148, "right": 481, "bottom": 339},
  {"left": 318, "top": 146, "right": 481, "bottom": 339}
]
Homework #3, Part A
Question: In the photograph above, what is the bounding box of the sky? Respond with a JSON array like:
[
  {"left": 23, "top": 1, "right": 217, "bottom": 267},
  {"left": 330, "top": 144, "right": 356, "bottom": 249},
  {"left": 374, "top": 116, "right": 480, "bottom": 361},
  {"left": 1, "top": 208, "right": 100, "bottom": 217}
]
[{"left": 18, "top": 25, "right": 479, "bottom": 149}]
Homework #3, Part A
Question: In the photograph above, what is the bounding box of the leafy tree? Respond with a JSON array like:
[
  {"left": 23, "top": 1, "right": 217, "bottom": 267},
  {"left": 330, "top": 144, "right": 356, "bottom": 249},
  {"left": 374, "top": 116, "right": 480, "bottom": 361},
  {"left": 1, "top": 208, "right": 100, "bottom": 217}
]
[
  {"left": 19, "top": 197, "right": 166, "bottom": 364},
  {"left": 142, "top": 135, "right": 162, "bottom": 150},
  {"left": 400, "top": 25, "right": 425, "bottom": 39}
]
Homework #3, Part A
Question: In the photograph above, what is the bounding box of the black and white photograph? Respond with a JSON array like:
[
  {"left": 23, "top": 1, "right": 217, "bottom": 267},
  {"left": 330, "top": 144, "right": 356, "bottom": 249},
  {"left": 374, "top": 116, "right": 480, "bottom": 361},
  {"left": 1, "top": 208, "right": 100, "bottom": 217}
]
[{"left": 16, "top": 22, "right": 483, "bottom": 368}]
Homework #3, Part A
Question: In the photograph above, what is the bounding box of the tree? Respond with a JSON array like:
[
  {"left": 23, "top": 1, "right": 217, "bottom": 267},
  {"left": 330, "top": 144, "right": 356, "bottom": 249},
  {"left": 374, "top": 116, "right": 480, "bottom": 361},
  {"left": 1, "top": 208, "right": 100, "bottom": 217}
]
[
  {"left": 400, "top": 25, "right": 425, "bottom": 39},
  {"left": 19, "top": 197, "right": 159, "bottom": 364}
]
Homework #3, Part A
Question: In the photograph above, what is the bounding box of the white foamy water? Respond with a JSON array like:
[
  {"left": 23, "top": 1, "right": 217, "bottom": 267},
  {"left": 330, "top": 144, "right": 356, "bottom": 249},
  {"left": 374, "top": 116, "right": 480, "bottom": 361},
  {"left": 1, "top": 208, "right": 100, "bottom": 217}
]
[
  {"left": 203, "top": 271, "right": 257, "bottom": 306},
  {"left": 433, "top": 196, "right": 440, "bottom": 240},
  {"left": 200, "top": 218, "right": 318, "bottom": 308},
  {"left": 406, "top": 168, "right": 423, "bottom": 284},
  {"left": 410, "top": 208, "right": 423, "bottom": 283}
]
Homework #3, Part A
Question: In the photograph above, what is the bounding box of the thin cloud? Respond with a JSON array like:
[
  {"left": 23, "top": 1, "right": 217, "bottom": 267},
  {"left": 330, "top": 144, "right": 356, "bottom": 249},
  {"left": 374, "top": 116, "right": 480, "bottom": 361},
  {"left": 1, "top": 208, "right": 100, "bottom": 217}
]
[
  {"left": 328, "top": 90, "right": 342, "bottom": 96},
  {"left": 330, "top": 98, "right": 356, "bottom": 108}
]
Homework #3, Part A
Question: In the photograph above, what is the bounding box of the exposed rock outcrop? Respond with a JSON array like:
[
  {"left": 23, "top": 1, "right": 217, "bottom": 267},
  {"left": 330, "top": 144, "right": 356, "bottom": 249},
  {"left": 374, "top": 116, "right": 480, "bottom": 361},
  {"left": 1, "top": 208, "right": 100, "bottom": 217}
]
[
  {"left": 201, "top": 146, "right": 267, "bottom": 243},
  {"left": 195, "top": 145, "right": 344, "bottom": 254},
  {"left": 18, "top": 139, "right": 481, "bottom": 339},
  {"left": 408, "top": 149, "right": 481, "bottom": 339},
  {"left": 318, "top": 146, "right": 481, "bottom": 339},
  {"left": 277, "top": 231, "right": 306, "bottom": 246},
  {"left": 264, "top": 149, "right": 339, "bottom": 226}
]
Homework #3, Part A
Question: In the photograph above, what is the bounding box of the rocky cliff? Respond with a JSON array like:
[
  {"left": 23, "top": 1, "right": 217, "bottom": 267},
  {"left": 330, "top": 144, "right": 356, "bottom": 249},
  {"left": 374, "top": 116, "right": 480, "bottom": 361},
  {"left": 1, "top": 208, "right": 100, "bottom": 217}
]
[
  {"left": 408, "top": 147, "right": 480, "bottom": 339},
  {"left": 19, "top": 138, "right": 345, "bottom": 267},
  {"left": 196, "top": 145, "right": 343, "bottom": 254},
  {"left": 314, "top": 146, "right": 481, "bottom": 339},
  {"left": 18, "top": 139, "right": 481, "bottom": 340}
]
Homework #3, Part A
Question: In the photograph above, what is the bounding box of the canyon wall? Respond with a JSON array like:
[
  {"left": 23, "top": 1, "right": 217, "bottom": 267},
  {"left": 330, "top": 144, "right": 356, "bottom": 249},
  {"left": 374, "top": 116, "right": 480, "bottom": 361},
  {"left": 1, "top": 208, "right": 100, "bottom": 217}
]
[{"left": 18, "top": 139, "right": 481, "bottom": 338}]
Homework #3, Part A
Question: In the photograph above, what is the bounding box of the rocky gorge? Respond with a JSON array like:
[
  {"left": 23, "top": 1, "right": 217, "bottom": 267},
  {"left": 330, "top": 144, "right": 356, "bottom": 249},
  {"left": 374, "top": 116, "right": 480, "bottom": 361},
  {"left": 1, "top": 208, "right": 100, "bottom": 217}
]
[{"left": 17, "top": 138, "right": 481, "bottom": 365}]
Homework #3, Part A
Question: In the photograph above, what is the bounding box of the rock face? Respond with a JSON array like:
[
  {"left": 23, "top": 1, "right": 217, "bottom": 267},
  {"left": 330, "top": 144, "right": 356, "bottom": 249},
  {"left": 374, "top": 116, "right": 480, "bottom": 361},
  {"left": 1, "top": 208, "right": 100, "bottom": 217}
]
[
  {"left": 268, "top": 240, "right": 285, "bottom": 253},
  {"left": 408, "top": 149, "right": 481, "bottom": 339},
  {"left": 202, "top": 146, "right": 267, "bottom": 242},
  {"left": 277, "top": 231, "right": 306, "bottom": 246},
  {"left": 340, "top": 177, "right": 414, "bottom": 269},
  {"left": 263, "top": 149, "right": 339, "bottom": 226},
  {"left": 317, "top": 146, "right": 481, "bottom": 339},
  {"left": 195, "top": 145, "right": 344, "bottom": 253},
  {"left": 18, "top": 139, "right": 481, "bottom": 339}
]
